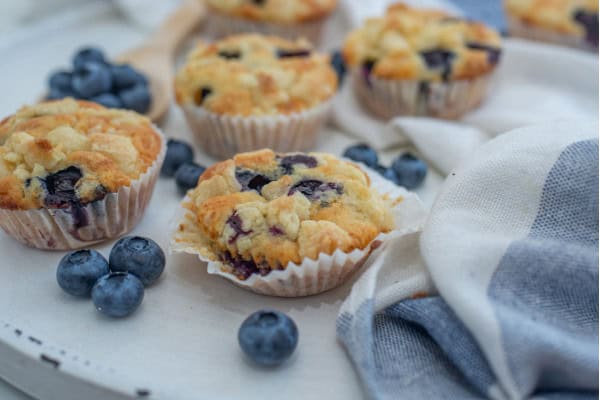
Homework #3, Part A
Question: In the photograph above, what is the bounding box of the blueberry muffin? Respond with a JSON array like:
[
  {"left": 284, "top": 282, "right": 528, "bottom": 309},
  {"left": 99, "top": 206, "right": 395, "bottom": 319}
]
[
  {"left": 174, "top": 34, "right": 337, "bottom": 158},
  {"left": 505, "top": 0, "right": 598, "bottom": 50},
  {"left": 0, "top": 98, "right": 165, "bottom": 250},
  {"left": 342, "top": 2, "right": 503, "bottom": 119},
  {"left": 204, "top": 0, "right": 338, "bottom": 44},
  {"left": 171, "top": 149, "right": 398, "bottom": 296}
]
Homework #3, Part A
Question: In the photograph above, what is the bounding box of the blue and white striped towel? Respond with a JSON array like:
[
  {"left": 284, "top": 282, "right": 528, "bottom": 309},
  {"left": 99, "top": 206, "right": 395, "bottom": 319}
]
[{"left": 337, "top": 121, "right": 599, "bottom": 399}]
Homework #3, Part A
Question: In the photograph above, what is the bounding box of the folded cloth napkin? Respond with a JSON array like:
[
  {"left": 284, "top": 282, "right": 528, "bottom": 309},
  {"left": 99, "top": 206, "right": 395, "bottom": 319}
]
[
  {"left": 333, "top": 1, "right": 599, "bottom": 175},
  {"left": 337, "top": 121, "right": 599, "bottom": 399}
]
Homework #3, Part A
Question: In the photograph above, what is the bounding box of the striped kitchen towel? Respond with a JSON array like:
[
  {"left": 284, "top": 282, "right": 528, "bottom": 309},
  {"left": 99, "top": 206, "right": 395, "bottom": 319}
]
[{"left": 337, "top": 121, "right": 599, "bottom": 399}]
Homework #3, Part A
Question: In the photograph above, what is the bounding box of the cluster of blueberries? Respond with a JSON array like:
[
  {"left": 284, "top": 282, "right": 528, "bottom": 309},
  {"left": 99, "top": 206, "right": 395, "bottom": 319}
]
[
  {"left": 343, "top": 143, "right": 428, "bottom": 189},
  {"left": 161, "top": 139, "right": 206, "bottom": 194},
  {"left": 56, "top": 236, "right": 165, "bottom": 318},
  {"left": 47, "top": 47, "right": 151, "bottom": 114}
]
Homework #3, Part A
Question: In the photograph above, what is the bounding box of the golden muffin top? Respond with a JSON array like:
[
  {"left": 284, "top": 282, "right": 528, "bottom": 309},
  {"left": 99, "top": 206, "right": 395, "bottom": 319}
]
[
  {"left": 0, "top": 99, "right": 163, "bottom": 210},
  {"left": 343, "top": 2, "right": 503, "bottom": 82},
  {"left": 174, "top": 34, "right": 338, "bottom": 116},
  {"left": 173, "top": 149, "right": 395, "bottom": 280},
  {"left": 204, "top": 0, "right": 338, "bottom": 24},
  {"left": 505, "top": 0, "right": 598, "bottom": 46}
]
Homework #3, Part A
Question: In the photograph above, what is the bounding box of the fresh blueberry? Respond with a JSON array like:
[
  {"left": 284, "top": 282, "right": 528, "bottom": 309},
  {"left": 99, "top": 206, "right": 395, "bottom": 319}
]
[
  {"left": 238, "top": 310, "right": 298, "bottom": 367},
  {"left": 119, "top": 83, "right": 151, "bottom": 114},
  {"left": 343, "top": 143, "right": 379, "bottom": 167},
  {"left": 391, "top": 153, "right": 428, "bottom": 189},
  {"left": 72, "top": 62, "right": 113, "bottom": 98},
  {"left": 109, "top": 236, "right": 165, "bottom": 287},
  {"left": 73, "top": 47, "right": 106, "bottom": 71},
  {"left": 90, "top": 93, "right": 123, "bottom": 109},
  {"left": 174, "top": 162, "right": 205, "bottom": 195},
  {"left": 92, "top": 273, "right": 144, "bottom": 318},
  {"left": 161, "top": 139, "right": 195, "bottom": 177},
  {"left": 381, "top": 167, "right": 400, "bottom": 184},
  {"left": 49, "top": 70, "right": 73, "bottom": 92},
  {"left": 56, "top": 249, "right": 109, "bottom": 297},
  {"left": 330, "top": 50, "right": 347, "bottom": 86},
  {"left": 110, "top": 64, "right": 147, "bottom": 90}
]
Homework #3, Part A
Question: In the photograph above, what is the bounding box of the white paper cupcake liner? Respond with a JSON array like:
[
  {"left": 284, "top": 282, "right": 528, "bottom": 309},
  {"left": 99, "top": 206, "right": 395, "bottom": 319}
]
[
  {"left": 351, "top": 69, "right": 493, "bottom": 120},
  {"left": 0, "top": 127, "right": 166, "bottom": 251},
  {"left": 170, "top": 164, "right": 428, "bottom": 297},
  {"left": 205, "top": 7, "right": 328, "bottom": 44},
  {"left": 180, "top": 101, "right": 332, "bottom": 159},
  {"left": 507, "top": 15, "right": 596, "bottom": 52}
]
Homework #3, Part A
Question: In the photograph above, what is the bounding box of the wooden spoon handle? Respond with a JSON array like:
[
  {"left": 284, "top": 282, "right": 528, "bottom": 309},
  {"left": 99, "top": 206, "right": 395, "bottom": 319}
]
[{"left": 147, "top": 0, "right": 206, "bottom": 53}]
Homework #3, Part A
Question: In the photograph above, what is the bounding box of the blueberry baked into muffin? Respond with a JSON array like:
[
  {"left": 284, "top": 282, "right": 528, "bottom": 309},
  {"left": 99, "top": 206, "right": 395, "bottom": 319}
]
[
  {"left": 204, "top": 0, "right": 338, "bottom": 44},
  {"left": 175, "top": 34, "right": 337, "bottom": 158},
  {"left": 505, "top": 0, "right": 598, "bottom": 51},
  {"left": 0, "top": 99, "right": 164, "bottom": 250},
  {"left": 171, "top": 149, "right": 399, "bottom": 296},
  {"left": 342, "top": 2, "right": 502, "bottom": 119}
]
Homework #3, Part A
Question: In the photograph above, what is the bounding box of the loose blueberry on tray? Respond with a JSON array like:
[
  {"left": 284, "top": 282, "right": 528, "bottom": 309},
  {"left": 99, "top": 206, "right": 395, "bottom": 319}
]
[
  {"left": 175, "top": 162, "right": 206, "bottom": 195},
  {"left": 109, "top": 236, "right": 166, "bottom": 287},
  {"left": 391, "top": 153, "right": 427, "bottom": 189},
  {"left": 342, "top": 144, "right": 428, "bottom": 189},
  {"left": 343, "top": 143, "right": 379, "bottom": 168},
  {"left": 330, "top": 50, "right": 347, "bottom": 86},
  {"left": 92, "top": 272, "right": 145, "bottom": 318},
  {"left": 119, "top": 83, "right": 152, "bottom": 114},
  {"left": 161, "top": 139, "right": 195, "bottom": 177},
  {"left": 56, "top": 250, "right": 109, "bottom": 297},
  {"left": 238, "top": 310, "right": 299, "bottom": 367}
]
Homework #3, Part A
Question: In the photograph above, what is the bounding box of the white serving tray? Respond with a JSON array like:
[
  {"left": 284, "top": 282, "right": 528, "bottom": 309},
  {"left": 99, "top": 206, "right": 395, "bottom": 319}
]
[{"left": 0, "top": 2, "right": 596, "bottom": 399}]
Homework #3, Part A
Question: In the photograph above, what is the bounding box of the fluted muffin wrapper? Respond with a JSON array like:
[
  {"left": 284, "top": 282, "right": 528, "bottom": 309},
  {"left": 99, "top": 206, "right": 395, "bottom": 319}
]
[
  {"left": 180, "top": 101, "right": 332, "bottom": 160},
  {"left": 205, "top": 7, "right": 328, "bottom": 44},
  {"left": 169, "top": 165, "right": 428, "bottom": 297},
  {"left": 506, "top": 15, "right": 596, "bottom": 52},
  {"left": 0, "top": 126, "right": 166, "bottom": 251},
  {"left": 351, "top": 69, "right": 493, "bottom": 120}
]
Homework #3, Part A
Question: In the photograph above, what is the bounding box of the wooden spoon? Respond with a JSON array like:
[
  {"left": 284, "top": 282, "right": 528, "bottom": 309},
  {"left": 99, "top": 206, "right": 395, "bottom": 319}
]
[
  {"left": 41, "top": 0, "right": 206, "bottom": 123},
  {"left": 117, "top": 0, "right": 206, "bottom": 122}
]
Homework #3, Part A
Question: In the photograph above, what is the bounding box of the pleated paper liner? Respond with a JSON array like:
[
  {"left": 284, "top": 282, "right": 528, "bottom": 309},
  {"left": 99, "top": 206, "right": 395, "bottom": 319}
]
[
  {"left": 507, "top": 15, "right": 597, "bottom": 52},
  {"left": 180, "top": 100, "right": 332, "bottom": 159},
  {"left": 351, "top": 69, "right": 493, "bottom": 120},
  {"left": 170, "top": 163, "right": 428, "bottom": 297},
  {"left": 0, "top": 127, "right": 166, "bottom": 251}
]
